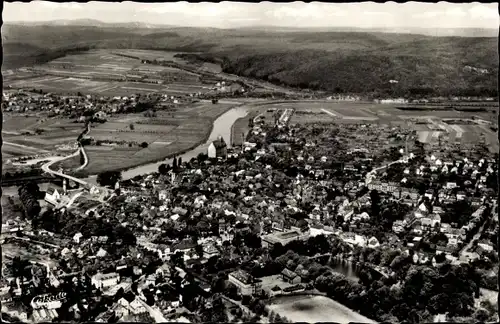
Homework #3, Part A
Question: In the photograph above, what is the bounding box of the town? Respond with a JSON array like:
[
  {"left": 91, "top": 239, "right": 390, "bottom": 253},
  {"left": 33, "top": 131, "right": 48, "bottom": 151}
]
[
  {"left": 1, "top": 92, "right": 498, "bottom": 323},
  {"left": 2, "top": 2, "right": 499, "bottom": 324}
]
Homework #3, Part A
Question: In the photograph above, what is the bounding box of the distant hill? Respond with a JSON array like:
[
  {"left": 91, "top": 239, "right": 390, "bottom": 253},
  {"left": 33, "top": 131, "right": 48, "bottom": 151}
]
[
  {"left": 2, "top": 23, "right": 497, "bottom": 97},
  {"left": 237, "top": 26, "right": 499, "bottom": 38},
  {"left": 7, "top": 20, "right": 498, "bottom": 37},
  {"left": 6, "top": 19, "right": 175, "bottom": 29}
]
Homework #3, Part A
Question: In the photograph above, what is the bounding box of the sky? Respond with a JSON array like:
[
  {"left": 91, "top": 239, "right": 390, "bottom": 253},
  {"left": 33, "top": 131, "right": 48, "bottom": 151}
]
[{"left": 3, "top": 1, "right": 499, "bottom": 29}]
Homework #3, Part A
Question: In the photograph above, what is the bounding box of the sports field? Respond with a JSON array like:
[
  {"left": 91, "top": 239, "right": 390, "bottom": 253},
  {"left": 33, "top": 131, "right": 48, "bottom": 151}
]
[{"left": 269, "top": 295, "right": 375, "bottom": 324}]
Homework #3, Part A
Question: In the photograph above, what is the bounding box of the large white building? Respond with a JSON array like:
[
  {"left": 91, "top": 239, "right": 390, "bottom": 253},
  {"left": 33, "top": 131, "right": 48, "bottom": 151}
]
[
  {"left": 91, "top": 272, "right": 120, "bottom": 289},
  {"left": 44, "top": 185, "right": 64, "bottom": 206},
  {"left": 228, "top": 270, "right": 262, "bottom": 296},
  {"left": 261, "top": 229, "right": 309, "bottom": 248}
]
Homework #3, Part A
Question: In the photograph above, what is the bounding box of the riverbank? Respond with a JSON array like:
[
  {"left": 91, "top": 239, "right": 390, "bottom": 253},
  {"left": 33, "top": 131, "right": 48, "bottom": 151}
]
[
  {"left": 230, "top": 110, "right": 261, "bottom": 147},
  {"left": 118, "top": 105, "right": 250, "bottom": 180},
  {"left": 72, "top": 102, "right": 247, "bottom": 180}
]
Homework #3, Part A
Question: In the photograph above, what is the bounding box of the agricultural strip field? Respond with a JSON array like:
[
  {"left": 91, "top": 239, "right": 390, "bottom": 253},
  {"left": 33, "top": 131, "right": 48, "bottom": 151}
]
[
  {"left": 2, "top": 142, "right": 46, "bottom": 157},
  {"left": 110, "top": 49, "right": 193, "bottom": 63},
  {"left": 290, "top": 111, "right": 337, "bottom": 124},
  {"left": 5, "top": 49, "right": 215, "bottom": 97},
  {"left": 3, "top": 117, "right": 38, "bottom": 133}
]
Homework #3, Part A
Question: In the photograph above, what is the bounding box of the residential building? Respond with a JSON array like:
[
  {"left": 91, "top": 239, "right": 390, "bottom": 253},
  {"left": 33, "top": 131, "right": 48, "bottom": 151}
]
[
  {"left": 281, "top": 269, "right": 301, "bottom": 284},
  {"left": 116, "top": 297, "right": 147, "bottom": 318},
  {"left": 33, "top": 308, "right": 59, "bottom": 322}
]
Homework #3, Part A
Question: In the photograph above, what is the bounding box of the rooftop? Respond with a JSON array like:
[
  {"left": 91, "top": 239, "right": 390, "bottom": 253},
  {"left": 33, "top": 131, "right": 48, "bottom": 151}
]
[{"left": 229, "top": 269, "right": 259, "bottom": 285}]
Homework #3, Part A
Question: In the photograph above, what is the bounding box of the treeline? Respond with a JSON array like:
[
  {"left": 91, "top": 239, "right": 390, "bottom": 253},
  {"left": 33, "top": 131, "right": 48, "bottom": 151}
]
[
  {"left": 3, "top": 168, "right": 43, "bottom": 181},
  {"left": 173, "top": 53, "right": 223, "bottom": 65},
  {"left": 3, "top": 45, "right": 93, "bottom": 70},
  {"left": 32, "top": 208, "right": 136, "bottom": 246},
  {"left": 17, "top": 182, "right": 42, "bottom": 219}
]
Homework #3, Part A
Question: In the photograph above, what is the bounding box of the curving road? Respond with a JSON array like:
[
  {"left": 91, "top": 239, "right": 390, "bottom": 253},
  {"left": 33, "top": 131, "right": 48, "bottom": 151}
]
[
  {"left": 75, "top": 144, "right": 89, "bottom": 171},
  {"left": 41, "top": 150, "right": 89, "bottom": 188}
]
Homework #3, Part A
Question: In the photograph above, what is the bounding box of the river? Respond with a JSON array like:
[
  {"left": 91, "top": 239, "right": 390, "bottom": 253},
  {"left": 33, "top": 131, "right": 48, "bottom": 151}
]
[{"left": 115, "top": 106, "right": 250, "bottom": 180}]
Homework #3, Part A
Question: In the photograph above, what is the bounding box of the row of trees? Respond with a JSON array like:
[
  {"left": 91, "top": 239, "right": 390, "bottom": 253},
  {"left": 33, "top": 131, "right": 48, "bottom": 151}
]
[
  {"left": 158, "top": 156, "right": 183, "bottom": 175},
  {"left": 96, "top": 170, "right": 122, "bottom": 187},
  {"left": 17, "top": 182, "right": 42, "bottom": 219}
]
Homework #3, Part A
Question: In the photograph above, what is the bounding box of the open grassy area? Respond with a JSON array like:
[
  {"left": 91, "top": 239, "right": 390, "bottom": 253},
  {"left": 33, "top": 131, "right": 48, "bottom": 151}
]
[{"left": 268, "top": 295, "right": 375, "bottom": 323}]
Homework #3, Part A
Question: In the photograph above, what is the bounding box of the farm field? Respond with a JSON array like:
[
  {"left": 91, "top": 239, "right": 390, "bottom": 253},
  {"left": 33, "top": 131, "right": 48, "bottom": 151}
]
[
  {"left": 4, "top": 49, "right": 218, "bottom": 97},
  {"left": 111, "top": 49, "right": 193, "bottom": 63},
  {"left": 68, "top": 102, "right": 236, "bottom": 175},
  {"left": 7, "top": 77, "right": 211, "bottom": 97},
  {"left": 268, "top": 295, "right": 375, "bottom": 324},
  {"left": 290, "top": 111, "right": 336, "bottom": 124},
  {"left": 3, "top": 115, "right": 43, "bottom": 133}
]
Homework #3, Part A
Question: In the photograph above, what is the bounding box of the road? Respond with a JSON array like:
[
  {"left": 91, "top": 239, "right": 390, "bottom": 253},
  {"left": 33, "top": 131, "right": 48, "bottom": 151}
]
[
  {"left": 459, "top": 204, "right": 493, "bottom": 260},
  {"left": 41, "top": 147, "right": 109, "bottom": 201},
  {"left": 66, "top": 191, "right": 84, "bottom": 208},
  {"left": 3, "top": 141, "right": 50, "bottom": 153},
  {"left": 136, "top": 297, "right": 168, "bottom": 323},
  {"left": 75, "top": 145, "right": 89, "bottom": 171},
  {"left": 365, "top": 158, "right": 406, "bottom": 184},
  {"left": 41, "top": 150, "right": 89, "bottom": 187}
]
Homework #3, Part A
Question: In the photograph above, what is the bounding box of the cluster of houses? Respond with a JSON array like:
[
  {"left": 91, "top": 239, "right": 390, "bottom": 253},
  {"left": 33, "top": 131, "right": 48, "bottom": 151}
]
[
  {"left": 2, "top": 99, "right": 497, "bottom": 322},
  {"left": 2, "top": 90, "right": 192, "bottom": 120}
]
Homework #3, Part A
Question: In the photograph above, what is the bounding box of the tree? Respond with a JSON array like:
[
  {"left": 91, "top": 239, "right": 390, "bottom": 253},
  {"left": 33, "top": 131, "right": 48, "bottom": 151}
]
[
  {"left": 158, "top": 164, "right": 168, "bottom": 175},
  {"left": 140, "top": 142, "right": 148, "bottom": 148},
  {"left": 173, "top": 157, "right": 178, "bottom": 170},
  {"left": 171, "top": 251, "right": 184, "bottom": 267},
  {"left": 197, "top": 153, "right": 208, "bottom": 162},
  {"left": 370, "top": 190, "right": 381, "bottom": 217},
  {"left": 178, "top": 157, "right": 183, "bottom": 166},
  {"left": 195, "top": 244, "right": 204, "bottom": 258},
  {"left": 129, "top": 123, "right": 134, "bottom": 130},
  {"left": 80, "top": 151, "right": 85, "bottom": 165},
  {"left": 96, "top": 171, "right": 122, "bottom": 187}
]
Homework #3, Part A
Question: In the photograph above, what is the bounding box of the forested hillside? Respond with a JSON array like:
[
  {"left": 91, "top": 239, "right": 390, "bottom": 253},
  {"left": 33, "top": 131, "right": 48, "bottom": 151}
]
[{"left": 2, "top": 24, "right": 497, "bottom": 97}]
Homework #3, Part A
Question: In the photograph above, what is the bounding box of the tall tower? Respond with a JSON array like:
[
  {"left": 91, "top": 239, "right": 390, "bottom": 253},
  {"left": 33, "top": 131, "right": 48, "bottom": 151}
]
[
  {"left": 62, "top": 178, "right": 67, "bottom": 195},
  {"left": 241, "top": 132, "right": 245, "bottom": 153}
]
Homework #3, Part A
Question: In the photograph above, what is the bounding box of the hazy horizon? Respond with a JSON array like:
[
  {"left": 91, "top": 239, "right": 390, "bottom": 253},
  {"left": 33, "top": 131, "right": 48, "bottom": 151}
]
[{"left": 3, "top": 1, "right": 499, "bottom": 30}]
